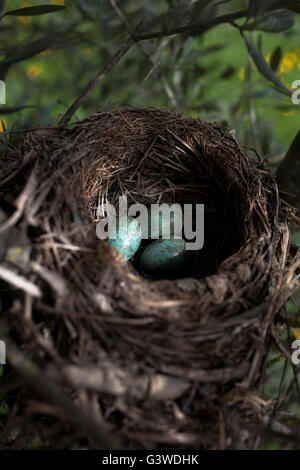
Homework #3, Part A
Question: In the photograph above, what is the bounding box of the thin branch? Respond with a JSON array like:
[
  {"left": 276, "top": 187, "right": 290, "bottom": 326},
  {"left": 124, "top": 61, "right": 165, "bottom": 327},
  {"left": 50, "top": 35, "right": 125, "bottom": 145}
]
[
  {"left": 110, "top": 0, "right": 178, "bottom": 107},
  {"left": 60, "top": 0, "right": 290, "bottom": 124},
  {"left": 59, "top": 34, "right": 136, "bottom": 125},
  {"left": 0, "top": 265, "right": 41, "bottom": 297},
  {"left": 135, "top": 9, "right": 249, "bottom": 41},
  {"left": 0, "top": 168, "right": 38, "bottom": 235}
]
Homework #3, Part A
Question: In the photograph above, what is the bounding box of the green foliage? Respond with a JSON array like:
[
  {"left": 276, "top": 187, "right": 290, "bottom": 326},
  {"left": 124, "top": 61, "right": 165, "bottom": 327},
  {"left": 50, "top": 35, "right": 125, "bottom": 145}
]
[
  {"left": 254, "top": 11, "right": 295, "bottom": 33},
  {"left": 3, "top": 4, "right": 66, "bottom": 17},
  {"left": 0, "top": 0, "right": 298, "bottom": 158},
  {"left": 243, "top": 34, "right": 292, "bottom": 96}
]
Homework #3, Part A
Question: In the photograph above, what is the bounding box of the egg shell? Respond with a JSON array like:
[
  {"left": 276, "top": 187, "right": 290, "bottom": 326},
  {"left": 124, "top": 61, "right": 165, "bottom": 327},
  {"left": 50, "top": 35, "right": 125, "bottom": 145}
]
[
  {"left": 140, "top": 238, "right": 189, "bottom": 278},
  {"left": 108, "top": 216, "right": 142, "bottom": 261},
  {"left": 148, "top": 203, "right": 182, "bottom": 239}
]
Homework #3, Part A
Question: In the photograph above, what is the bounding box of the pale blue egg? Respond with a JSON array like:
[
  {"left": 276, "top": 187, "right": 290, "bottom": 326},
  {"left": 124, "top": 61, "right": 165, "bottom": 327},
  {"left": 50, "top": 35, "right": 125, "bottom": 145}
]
[
  {"left": 108, "top": 216, "right": 142, "bottom": 261},
  {"left": 140, "top": 238, "right": 189, "bottom": 278}
]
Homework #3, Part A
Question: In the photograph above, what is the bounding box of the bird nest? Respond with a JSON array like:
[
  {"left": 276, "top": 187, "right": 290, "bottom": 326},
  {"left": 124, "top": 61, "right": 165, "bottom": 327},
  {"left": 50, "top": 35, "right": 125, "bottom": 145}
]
[{"left": 0, "top": 108, "right": 299, "bottom": 449}]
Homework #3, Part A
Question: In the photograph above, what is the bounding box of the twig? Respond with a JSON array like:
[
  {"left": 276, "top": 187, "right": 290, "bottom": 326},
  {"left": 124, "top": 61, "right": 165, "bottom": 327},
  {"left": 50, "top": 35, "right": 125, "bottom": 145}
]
[
  {"left": 59, "top": 34, "right": 136, "bottom": 125},
  {"left": 135, "top": 0, "right": 296, "bottom": 41},
  {"left": 0, "top": 264, "right": 41, "bottom": 297},
  {"left": 135, "top": 10, "right": 249, "bottom": 41},
  {"left": 60, "top": 10, "right": 251, "bottom": 125},
  {"left": 0, "top": 168, "right": 38, "bottom": 235},
  {"left": 0, "top": 149, "right": 35, "bottom": 189},
  {"left": 110, "top": 0, "right": 178, "bottom": 107},
  {"left": 59, "top": 0, "right": 290, "bottom": 124}
]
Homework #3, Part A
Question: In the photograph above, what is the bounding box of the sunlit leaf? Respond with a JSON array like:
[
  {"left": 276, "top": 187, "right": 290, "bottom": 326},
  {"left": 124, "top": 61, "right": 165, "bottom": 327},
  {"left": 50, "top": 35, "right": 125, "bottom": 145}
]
[
  {"left": 243, "top": 35, "right": 292, "bottom": 96},
  {"left": 215, "top": 0, "right": 246, "bottom": 16},
  {"left": 3, "top": 5, "right": 66, "bottom": 17}
]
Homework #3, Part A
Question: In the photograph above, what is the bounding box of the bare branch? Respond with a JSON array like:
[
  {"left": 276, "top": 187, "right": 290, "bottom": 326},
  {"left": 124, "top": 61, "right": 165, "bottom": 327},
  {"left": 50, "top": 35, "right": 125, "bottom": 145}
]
[{"left": 59, "top": 34, "right": 136, "bottom": 125}]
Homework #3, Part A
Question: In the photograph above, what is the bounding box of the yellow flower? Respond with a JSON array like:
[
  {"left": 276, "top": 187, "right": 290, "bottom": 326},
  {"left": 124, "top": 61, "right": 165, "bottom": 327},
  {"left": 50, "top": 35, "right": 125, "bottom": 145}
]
[
  {"left": 265, "top": 53, "right": 271, "bottom": 64},
  {"left": 27, "top": 63, "right": 44, "bottom": 79},
  {"left": 294, "top": 329, "right": 300, "bottom": 341},
  {"left": 282, "top": 110, "right": 295, "bottom": 117},
  {"left": 280, "top": 51, "right": 299, "bottom": 74},
  {"left": 18, "top": 2, "right": 32, "bottom": 24},
  {"left": 238, "top": 67, "right": 246, "bottom": 81},
  {"left": 0, "top": 119, "right": 7, "bottom": 132}
]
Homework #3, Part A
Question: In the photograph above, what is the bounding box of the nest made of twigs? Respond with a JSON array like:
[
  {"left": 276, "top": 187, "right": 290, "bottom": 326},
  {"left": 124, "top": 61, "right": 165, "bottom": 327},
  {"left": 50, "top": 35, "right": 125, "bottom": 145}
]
[{"left": 1, "top": 108, "right": 299, "bottom": 449}]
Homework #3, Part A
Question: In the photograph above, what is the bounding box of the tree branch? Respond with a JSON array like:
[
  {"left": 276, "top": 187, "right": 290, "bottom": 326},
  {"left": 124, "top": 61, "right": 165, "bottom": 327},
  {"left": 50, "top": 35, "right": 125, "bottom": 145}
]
[{"left": 59, "top": 34, "right": 136, "bottom": 125}]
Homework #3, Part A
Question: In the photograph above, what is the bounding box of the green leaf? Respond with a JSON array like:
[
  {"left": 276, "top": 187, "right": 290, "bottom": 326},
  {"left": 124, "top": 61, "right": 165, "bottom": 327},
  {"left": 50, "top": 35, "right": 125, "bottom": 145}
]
[
  {"left": 137, "top": 0, "right": 215, "bottom": 34},
  {"left": 276, "top": 129, "right": 300, "bottom": 210},
  {"left": 0, "top": 29, "right": 85, "bottom": 80},
  {"left": 270, "top": 46, "right": 282, "bottom": 72},
  {"left": 216, "top": 0, "right": 246, "bottom": 16},
  {"left": 255, "top": 10, "right": 295, "bottom": 33},
  {"left": 3, "top": 4, "right": 66, "bottom": 17},
  {"left": 247, "top": 0, "right": 261, "bottom": 19},
  {"left": 243, "top": 35, "right": 292, "bottom": 96},
  {"left": 246, "top": 0, "right": 274, "bottom": 20}
]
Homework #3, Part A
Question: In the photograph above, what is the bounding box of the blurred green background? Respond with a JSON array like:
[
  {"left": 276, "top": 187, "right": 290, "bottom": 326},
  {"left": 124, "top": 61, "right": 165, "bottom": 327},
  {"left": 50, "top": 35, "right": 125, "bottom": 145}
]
[{"left": 1, "top": 0, "right": 300, "bottom": 165}]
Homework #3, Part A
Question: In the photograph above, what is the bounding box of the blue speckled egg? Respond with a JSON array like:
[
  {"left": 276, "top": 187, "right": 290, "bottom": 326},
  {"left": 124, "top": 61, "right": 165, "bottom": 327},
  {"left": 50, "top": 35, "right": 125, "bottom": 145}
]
[
  {"left": 148, "top": 203, "right": 181, "bottom": 239},
  {"left": 140, "top": 238, "right": 189, "bottom": 278},
  {"left": 108, "top": 216, "right": 142, "bottom": 261}
]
